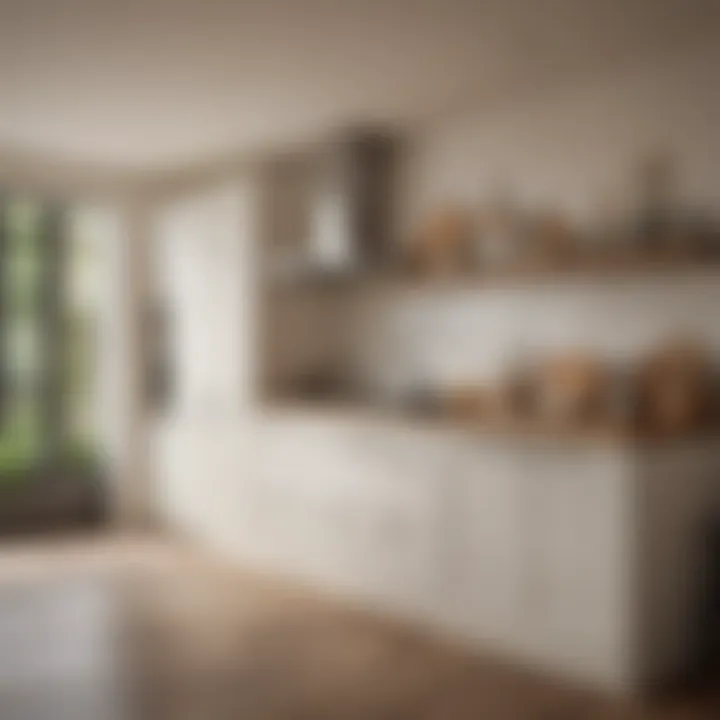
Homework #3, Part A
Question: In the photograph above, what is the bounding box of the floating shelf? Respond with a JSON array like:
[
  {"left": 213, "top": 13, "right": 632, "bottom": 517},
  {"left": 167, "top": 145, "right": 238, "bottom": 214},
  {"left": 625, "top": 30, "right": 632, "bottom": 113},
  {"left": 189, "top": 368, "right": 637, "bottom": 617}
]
[{"left": 265, "top": 253, "right": 720, "bottom": 296}]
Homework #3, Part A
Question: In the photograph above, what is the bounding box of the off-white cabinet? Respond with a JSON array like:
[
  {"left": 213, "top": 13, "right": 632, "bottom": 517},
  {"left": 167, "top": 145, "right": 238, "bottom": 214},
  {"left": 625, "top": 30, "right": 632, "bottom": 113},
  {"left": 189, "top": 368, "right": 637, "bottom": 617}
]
[
  {"left": 252, "top": 416, "right": 446, "bottom": 614},
  {"left": 445, "top": 445, "right": 531, "bottom": 646},
  {"left": 519, "top": 449, "right": 631, "bottom": 687},
  {"left": 436, "top": 440, "right": 632, "bottom": 688},
  {"left": 240, "top": 411, "right": 718, "bottom": 695}
]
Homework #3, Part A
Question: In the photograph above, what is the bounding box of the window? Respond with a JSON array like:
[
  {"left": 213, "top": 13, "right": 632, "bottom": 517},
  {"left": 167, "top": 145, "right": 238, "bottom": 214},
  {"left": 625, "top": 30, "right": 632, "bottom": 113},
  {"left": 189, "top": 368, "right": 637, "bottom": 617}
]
[{"left": 0, "top": 197, "right": 99, "bottom": 480}]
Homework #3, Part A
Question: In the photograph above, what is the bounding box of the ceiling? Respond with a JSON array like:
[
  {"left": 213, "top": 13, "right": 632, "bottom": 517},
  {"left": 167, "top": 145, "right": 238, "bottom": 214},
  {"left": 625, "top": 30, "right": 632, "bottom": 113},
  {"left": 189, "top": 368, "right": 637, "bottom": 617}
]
[{"left": 1, "top": 0, "right": 719, "bottom": 173}]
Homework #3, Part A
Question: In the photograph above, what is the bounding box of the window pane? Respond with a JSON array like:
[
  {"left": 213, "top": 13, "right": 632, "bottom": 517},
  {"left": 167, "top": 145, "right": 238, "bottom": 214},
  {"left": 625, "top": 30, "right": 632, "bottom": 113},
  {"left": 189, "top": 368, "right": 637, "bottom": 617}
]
[{"left": 1, "top": 199, "right": 43, "bottom": 469}]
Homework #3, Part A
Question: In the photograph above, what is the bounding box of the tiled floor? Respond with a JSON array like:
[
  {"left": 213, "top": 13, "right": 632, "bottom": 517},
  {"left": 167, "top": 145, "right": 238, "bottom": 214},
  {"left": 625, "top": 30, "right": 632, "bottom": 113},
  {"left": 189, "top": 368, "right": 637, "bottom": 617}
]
[{"left": 0, "top": 534, "right": 715, "bottom": 719}]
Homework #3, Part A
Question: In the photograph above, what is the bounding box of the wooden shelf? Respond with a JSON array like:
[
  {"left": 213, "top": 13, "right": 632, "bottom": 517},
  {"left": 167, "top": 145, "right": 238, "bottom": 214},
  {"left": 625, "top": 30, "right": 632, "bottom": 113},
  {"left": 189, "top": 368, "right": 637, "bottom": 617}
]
[{"left": 265, "top": 253, "right": 720, "bottom": 297}]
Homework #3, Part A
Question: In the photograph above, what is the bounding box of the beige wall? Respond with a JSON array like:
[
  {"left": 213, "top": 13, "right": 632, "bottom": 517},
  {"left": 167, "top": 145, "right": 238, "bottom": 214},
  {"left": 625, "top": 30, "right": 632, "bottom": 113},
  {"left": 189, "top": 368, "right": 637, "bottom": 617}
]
[{"left": 402, "top": 41, "right": 720, "bottom": 233}]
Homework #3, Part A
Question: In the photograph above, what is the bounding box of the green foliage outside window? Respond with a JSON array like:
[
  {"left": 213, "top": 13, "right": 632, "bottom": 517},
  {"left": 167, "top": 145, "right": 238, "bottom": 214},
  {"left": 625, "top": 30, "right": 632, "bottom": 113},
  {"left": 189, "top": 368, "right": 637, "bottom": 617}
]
[{"left": 0, "top": 199, "right": 100, "bottom": 484}]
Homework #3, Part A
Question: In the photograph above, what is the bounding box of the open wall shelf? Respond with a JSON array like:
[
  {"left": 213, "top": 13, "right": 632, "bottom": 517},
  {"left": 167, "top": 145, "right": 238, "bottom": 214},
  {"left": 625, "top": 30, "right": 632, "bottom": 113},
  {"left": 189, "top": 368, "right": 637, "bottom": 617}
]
[{"left": 266, "top": 252, "right": 720, "bottom": 297}]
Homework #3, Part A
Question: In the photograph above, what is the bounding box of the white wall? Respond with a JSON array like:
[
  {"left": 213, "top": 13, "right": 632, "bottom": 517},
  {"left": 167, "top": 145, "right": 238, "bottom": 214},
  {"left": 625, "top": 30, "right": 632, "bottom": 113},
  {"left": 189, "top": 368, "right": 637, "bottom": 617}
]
[{"left": 354, "top": 271, "right": 720, "bottom": 392}]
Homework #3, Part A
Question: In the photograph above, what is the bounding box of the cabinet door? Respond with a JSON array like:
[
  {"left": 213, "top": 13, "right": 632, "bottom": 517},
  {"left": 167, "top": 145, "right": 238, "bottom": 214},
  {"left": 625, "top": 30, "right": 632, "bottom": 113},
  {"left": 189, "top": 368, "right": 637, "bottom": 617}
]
[
  {"left": 154, "top": 420, "right": 241, "bottom": 542},
  {"left": 254, "top": 417, "right": 358, "bottom": 580},
  {"left": 524, "top": 447, "right": 629, "bottom": 688},
  {"left": 336, "top": 423, "right": 450, "bottom": 618},
  {"left": 448, "top": 441, "right": 529, "bottom": 649}
]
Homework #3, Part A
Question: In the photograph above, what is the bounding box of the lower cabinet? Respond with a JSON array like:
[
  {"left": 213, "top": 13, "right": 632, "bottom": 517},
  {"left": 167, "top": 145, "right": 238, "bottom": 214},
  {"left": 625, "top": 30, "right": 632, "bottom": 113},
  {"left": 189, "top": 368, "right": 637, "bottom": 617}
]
[
  {"left": 252, "top": 415, "right": 447, "bottom": 615},
  {"left": 245, "top": 413, "right": 717, "bottom": 695},
  {"left": 445, "top": 446, "right": 530, "bottom": 647},
  {"left": 438, "top": 440, "right": 632, "bottom": 689},
  {"left": 516, "top": 449, "right": 632, "bottom": 688}
]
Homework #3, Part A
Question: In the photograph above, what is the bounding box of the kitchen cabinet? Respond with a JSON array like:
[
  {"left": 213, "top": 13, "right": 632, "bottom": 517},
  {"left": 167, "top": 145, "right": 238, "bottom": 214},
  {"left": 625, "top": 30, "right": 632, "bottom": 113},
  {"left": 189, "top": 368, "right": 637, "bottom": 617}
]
[
  {"left": 446, "top": 444, "right": 530, "bottom": 648},
  {"left": 188, "top": 408, "right": 720, "bottom": 696}
]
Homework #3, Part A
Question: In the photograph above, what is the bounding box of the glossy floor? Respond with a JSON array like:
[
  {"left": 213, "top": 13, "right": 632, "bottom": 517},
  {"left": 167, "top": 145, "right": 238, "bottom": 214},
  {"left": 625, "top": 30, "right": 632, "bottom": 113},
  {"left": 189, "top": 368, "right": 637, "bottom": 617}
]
[{"left": 0, "top": 534, "right": 716, "bottom": 720}]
